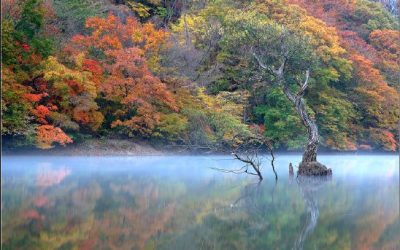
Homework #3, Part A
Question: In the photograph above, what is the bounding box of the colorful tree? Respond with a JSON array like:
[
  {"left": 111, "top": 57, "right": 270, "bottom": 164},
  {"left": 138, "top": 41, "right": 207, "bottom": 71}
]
[
  {"left": 369, "top": 29, "right": 400, "bottom": 87},
  {"left": 36, "top": 125, "right": 72, "bottom": 149},
  {"left": 1, "top": 0, "right": 59, "bottom": 148},
  {"left": 40, "top": 56, "right": 104, "bottom": 131},
  {"left": 285, "top": 0, "right": 400, "bottom": 150},
  {"left": 65, "top": 14, "right": 176, "bottom": 136}
]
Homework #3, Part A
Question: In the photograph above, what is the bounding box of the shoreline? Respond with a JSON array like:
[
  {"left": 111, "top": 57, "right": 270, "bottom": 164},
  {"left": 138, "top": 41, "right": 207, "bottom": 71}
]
[{"left": 2, "top": 139, "right": 398, "bottom": 157}]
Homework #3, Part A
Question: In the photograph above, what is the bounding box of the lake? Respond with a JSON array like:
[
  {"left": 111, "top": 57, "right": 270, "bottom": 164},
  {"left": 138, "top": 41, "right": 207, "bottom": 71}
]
[{"left": 1, "top": 154, "right": 399, "bottom": 250}]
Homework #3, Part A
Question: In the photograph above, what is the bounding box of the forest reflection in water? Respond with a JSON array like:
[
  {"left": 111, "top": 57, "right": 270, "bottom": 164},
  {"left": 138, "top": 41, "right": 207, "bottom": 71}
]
[{"left": 1, "top": 155, "right": 399, "bottom": 250}]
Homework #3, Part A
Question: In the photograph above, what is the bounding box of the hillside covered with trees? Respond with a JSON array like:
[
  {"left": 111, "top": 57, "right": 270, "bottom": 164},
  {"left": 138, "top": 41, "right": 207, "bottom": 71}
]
[{"left": 2, "top": 0, "right": 399, "bottom": 152}]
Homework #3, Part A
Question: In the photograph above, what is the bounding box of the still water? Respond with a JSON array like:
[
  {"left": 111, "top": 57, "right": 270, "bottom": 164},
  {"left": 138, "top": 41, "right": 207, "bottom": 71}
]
[{"left": 1, "top": 155, "right": 399, "bottom": 250}]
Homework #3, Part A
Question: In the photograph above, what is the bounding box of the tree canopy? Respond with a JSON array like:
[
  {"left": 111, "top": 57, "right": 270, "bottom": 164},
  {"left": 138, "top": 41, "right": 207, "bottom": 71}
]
[{"left": 2, "top": 0, "right": 399, "bottom": 151}]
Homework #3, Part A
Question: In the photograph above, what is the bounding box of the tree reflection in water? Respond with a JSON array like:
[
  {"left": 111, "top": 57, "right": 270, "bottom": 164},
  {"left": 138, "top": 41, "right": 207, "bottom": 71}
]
[
  {"left": 2, "top": 156, "right": 398, "bottom": 250},
  {"left": 293, "top": 176, "right": 331, "bottom": 250},
  {"left": 204, "top": 176, "right": 331, "bottom": 250}
]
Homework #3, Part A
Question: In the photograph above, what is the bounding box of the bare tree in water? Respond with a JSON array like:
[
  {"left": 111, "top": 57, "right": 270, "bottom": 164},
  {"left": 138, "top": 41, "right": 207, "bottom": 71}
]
[{"left": 213, "top": 128, "right": 278, "bottom": 181}]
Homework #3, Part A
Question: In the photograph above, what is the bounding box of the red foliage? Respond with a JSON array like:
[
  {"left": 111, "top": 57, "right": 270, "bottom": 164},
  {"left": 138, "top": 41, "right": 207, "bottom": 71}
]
[
  {"left": 32, "top": 105, "right": 51, "bottom": 124},
  {"left": 21, "top": 43, "right": 30, "bottom": 52},
  {"left": 82, "top": 59, "right": 103, "bottom": 85}
]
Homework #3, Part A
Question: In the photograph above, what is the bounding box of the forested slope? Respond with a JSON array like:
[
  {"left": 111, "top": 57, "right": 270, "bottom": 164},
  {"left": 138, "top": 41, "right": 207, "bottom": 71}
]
[{"left": 2, "top": 0, "right": 399, "bottom": 151}]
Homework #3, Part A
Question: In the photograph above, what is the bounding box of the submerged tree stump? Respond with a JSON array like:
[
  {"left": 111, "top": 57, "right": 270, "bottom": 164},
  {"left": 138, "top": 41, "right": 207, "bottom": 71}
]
[{"left": 298, "top": 161, "right": 332, "bottom": 176}]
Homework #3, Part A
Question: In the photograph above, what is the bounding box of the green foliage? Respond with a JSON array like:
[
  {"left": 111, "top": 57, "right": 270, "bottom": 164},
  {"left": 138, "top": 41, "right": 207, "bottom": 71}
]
[
  {"left": 15, "top": 0, "right": 45, "bottom": 39},
  {"left": 153, "top": 113, "right": 188, "bottom": 142},
  {"left": 1, "top": 20, "right": 19, "bottom": 65},
  {"left": 1, "top": 98, "right": 31, "bottom": 135},
  {"left": 155, "top": 7, "right": 168, "bottom": 17},
  {"left": 1, "top": 75, "right": 32, "bottom": 136},
  {"left": 176, "top": 88, "right": 252, "bottom": 147},
  {"left": 255, "top": 88, "right": 306, "bottom": 149},
  {"left": 354, "top": 0, "right": 399, "bottom": 35},
  {"left": 52, "top": 0, "right": 105, "bottom": 37},
  {"left": 15, "top": 0, "right": 54, "bottom": 56},
  {"left": 183, "top": 107, "right": 217, "bottom": 146},
  {"left": 127, "top": 1, "right": 152, "bottom": 18},
  {"left": 309, "top": 89, "right": 358, "bottom": 150},
  {"left": 2, "top": 0, "right": 53, "bottom": 65}
]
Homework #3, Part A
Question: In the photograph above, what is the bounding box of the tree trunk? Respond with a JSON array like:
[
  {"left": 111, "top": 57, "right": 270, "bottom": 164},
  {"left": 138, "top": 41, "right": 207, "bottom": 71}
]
[
  {"left": 294, "top": 98, "right": 318, "bottom": 164},
  {"left": 282, "top": 86, "right": 331, "bottom": 176},
  {"left": 252, "top": 51, "right": 331, "bottom": 175},
  {"left": 282, "top": 86, "right": 318, "bottom": 163}
]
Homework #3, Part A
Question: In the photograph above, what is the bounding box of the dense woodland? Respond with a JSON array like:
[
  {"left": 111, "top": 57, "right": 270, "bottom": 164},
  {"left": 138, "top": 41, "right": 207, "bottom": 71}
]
[{"left": 2, "top": 0, "right": 399, "bottom": 151}]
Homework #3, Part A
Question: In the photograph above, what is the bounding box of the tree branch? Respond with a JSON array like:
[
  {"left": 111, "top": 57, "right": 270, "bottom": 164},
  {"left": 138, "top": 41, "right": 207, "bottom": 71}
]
[
  {"left": 252, "top": 49, "right": 268, "bottom": 69},
  {"left": 275, "top": 57, "right": 286, "bottom": 76},
  {"left": 232, "top": 152, "right": 263, "bottom": 180},
  {"left": 296, "top": 70, "right": 309, "bottom": 98}
]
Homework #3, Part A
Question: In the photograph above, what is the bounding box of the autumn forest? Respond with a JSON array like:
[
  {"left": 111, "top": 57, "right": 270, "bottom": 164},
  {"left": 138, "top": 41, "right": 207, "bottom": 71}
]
[
  {"left": 2, "top": 0, "right": 400, "bottom": 152},
  {"left": 2, "top": 2, "right": 400, "bottom": 249}
]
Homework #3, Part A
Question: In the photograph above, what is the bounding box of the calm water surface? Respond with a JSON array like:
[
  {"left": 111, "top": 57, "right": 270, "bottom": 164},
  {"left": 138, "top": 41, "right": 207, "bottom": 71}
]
[{"left": 1, "top": 155, "right": 399, "bottom": 250}]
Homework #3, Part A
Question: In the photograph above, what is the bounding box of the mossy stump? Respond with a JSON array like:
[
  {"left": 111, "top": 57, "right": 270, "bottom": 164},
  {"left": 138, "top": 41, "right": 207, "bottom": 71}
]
[{"left": 298, "top": 161, "right": 332, "bottom": 176}]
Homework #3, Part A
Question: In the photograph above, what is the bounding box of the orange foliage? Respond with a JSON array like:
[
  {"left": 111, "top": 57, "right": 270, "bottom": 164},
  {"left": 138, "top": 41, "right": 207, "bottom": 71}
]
[
  {"left": 350, "top": 54, "right": 398, "bottom": 105},
  {"left": 72, "top": 107, "right": 104, "bottom": 130},
  {"left": 80, "top": 14, "right": 168, "bottom": 56},
  {"left": 32, "top": 105, "right": 51, "bottom": 124},
  {"left": 67, "top": 14, "right": 176, "bottom": 135},
  {"left": 369, "top": 30, "right": 400, "bottom": 57},
  {"left": 369, "top": 29, "right": 400, "bottom": 79},
  {"left": 350, "top": 53, "right": 399, "bottom": 132},
  {"left": 38, "top": 56, "right": 104, "bottom": 131},
  {"left": 23, "top": 93, "right": 45, "bottom": 102},
  {"left": 103, "top": 47, "right": 177, "bottom": 133},
  {"left": 36, "top": 125, "right": 72, "bottom": 149}
]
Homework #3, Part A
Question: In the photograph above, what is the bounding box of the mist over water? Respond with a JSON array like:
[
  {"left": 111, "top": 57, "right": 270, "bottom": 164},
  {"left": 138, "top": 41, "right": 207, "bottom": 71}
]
[{"left": 2, "top": 155, "right": 399, "bottom": 250}]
